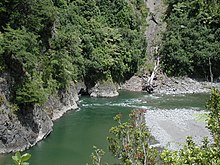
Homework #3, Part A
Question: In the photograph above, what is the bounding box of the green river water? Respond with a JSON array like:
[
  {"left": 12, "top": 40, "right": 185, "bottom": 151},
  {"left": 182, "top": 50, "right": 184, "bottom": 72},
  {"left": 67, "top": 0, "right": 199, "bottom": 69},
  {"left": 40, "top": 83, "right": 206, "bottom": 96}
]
[{"left": 0, "top": 91, "right": 209, "bottom": 165}]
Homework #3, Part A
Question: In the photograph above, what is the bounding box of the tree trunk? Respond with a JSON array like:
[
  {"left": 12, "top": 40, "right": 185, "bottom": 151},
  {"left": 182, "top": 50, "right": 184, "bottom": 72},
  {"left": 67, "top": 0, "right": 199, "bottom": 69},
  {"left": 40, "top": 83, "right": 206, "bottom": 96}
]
[
  {"left": 209, "top": 57, "right": 213, "bottom": 83},
  {"left": 143, "top": 57, "right": 160, "bottom": 93}
]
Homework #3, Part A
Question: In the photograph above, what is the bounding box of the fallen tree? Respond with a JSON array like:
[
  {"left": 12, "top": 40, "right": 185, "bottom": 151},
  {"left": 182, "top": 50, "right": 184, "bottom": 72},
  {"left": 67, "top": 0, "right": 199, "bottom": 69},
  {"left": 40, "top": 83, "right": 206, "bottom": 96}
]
[{"left": 142, "top": 57, "right": 160, "bottom": 93}]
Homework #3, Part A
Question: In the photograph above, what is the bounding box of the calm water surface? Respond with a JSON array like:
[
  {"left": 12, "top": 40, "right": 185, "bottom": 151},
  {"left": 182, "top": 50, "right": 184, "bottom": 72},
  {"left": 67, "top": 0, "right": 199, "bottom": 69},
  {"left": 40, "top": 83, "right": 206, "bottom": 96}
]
[{"left": 1, "top": 91, "right": 209, "bottom": 164}]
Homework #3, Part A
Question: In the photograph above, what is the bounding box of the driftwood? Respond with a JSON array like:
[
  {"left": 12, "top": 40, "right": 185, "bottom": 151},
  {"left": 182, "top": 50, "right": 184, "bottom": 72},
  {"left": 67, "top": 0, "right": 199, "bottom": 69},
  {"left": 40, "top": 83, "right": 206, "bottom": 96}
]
[{"left": 143, "top": 57, "right": 160, "bottom": 93}]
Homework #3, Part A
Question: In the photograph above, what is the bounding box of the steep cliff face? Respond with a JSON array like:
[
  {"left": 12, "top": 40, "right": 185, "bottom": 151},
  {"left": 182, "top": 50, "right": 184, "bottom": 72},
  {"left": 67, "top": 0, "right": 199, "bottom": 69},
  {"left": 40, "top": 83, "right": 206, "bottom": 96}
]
[
  {"left": 0, "top": 73, "right": 79, "bottom": 153},
  {"left": 45, "top": 84, "right": 79, "bottom": 121},
  {"left": 0, "top": 106, "right": 53, "bottom": 153},
  {"left": 145, "top": 0, "right": 166, "bottom": 58}
]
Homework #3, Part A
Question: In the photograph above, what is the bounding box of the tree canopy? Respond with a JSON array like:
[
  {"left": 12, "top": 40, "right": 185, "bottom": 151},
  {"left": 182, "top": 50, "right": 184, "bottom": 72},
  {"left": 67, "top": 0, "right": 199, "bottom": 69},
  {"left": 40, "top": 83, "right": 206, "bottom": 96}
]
[
  {"left": 160, "top": 0, "right": 220, "bottom": 79},
  {"left": 0, "top": 0, "right": 148, "bottom": 106}
]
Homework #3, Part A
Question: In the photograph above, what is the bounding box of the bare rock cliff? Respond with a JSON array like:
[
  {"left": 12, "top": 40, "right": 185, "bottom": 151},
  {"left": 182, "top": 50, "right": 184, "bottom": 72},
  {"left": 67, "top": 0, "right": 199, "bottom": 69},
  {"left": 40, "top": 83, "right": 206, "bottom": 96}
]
[
  {"left": 0, "top": 73, "right": 79, "bottom": 153},
  {"left": 145, "top": 0, "right": 166, "bottom": 57}
]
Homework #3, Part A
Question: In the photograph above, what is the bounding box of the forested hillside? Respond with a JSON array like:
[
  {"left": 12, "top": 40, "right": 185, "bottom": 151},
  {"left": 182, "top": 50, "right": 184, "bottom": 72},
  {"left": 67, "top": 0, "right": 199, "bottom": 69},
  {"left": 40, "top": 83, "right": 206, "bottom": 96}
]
[
  {"left": 0, "top": 0, "right": 148, "bottom": 107},
  {"left": 160, "top": 0, "right": 220, "bottom": 79},
  {"left": 1, "top": 0, "right": 220, "bottom": 107}
]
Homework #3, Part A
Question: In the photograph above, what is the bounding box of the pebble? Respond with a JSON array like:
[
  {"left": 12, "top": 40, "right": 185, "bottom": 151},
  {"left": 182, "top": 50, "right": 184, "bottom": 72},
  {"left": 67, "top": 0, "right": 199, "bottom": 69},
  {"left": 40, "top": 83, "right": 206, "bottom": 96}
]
[{"left": 145, "top": 109, "right": 212, "bottom": 151}]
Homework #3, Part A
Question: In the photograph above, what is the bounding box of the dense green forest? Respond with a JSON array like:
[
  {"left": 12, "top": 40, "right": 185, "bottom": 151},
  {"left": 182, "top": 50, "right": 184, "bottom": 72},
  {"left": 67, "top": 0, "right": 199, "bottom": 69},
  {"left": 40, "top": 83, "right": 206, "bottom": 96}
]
[
  {"left": 0, "top": 0, "right": 148, "bottom": 106},
  {"left": 160, "top": 0, "right": 220, "bottom": 79},
  {"left": 1, "top": 0, "right": 220, "bottom": 107}
]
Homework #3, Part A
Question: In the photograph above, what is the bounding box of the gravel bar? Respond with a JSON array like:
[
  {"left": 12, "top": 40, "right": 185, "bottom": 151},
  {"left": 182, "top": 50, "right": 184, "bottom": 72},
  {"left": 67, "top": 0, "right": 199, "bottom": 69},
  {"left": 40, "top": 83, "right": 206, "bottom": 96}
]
[{"left": 145, "top": 109, "right": 212, "bottom": 151}]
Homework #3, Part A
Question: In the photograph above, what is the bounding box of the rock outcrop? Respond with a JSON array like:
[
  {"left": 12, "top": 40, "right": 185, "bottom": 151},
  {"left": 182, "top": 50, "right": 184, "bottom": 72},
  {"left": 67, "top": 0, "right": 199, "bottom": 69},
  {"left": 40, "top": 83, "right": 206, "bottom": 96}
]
[
  {"left": 89, "top": 81, "right": 119, "bottom": 97},
  {"left": 145, "top": 0, "right": 166, "bottom": 58},
  {"left": 121, "top": 75, "right": 216, "bottom": 95},
  {"left": 121, "top": 76, "right": 144, "bottom": 91},
  {"left": 45, "top": 84, "right": 79, "bottom": 121},
  {"left": 0, "top": 106, "right": 53, "bottom": 153},
  {"left": 153, "top": 76, "right": 212, "bottom": 94},
  {"left": 0, "top": 73, "right": 79, "bottom": 153}
]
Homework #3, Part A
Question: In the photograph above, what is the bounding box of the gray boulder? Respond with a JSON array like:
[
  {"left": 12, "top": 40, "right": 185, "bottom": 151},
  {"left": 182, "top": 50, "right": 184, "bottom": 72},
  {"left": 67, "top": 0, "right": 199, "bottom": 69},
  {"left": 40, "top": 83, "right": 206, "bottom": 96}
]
[{"left": 89, "top": 81, "right": 119, "bottom": 97}]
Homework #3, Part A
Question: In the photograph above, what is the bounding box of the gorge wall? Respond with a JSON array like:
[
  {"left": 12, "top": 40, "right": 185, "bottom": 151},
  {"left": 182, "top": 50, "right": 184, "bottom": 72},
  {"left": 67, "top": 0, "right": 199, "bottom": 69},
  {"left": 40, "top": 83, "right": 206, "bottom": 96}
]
[
  {"left": 0, "top": 73, "right": 79, "bottom": 153},
  {"left": 145, "top": 0, "right": 166, "bottom": 58}
]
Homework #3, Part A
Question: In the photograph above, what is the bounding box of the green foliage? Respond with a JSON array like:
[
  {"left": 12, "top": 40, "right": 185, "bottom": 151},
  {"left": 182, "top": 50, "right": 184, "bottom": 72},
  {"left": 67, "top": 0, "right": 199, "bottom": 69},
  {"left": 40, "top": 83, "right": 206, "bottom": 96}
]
[
  {"left": 12, "top": 151, "right": 31, "bottom": 165},
  {"left": 89, "top": 90, "right": 220, "bottom": 164},
  {"left": 161, "top": 137, "right": 219, "bottom": 164},
  {"left": 0, "top": 0, "right": 148, "bottom": 108},
  {"left": 206, "top": 88, "right": 220, "bottom": 147},
  {"left": 44, "top": 50, "right": 79, "bottom": 89},
  {"left": 88, "top": 110, "right": 158, "bottom": 165},
  {"left": 193, "top": 113, "right": 208, "bottom": 122},
  {"left": 161, "top": 88, "right": 220, "bottom": 164},
  {"left": 89, "top": 146, "right": 108, "bottom": 165},
  {"left": 56, "top": 0, "right": 148, "bottom": 83},
  {"left": 8, "top": 104, "right": 20, "bottom": 113},
  {"left": 160, "top": 0, "right": 220, "bottom": 79},
  {"left": 15, "top": 74, "right": 48, "bottom": 105},
  {"left": 107, "top": 111, "right": 158, "bottom": 164},
  {"left": 2, "top": 26, "right": 39, "bottom": 76},
  {"left": 0, "top": 0, "right": 57, "bottom": 48},
  {"left": 9, "top": 89, "right": 220, "bottom": 164}
]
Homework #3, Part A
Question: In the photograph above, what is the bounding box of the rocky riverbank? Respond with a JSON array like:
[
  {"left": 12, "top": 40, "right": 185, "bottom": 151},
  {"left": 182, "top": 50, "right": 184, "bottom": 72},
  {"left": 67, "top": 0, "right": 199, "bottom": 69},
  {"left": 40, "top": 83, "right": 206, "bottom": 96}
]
[
  {"left": 145, "top": 109, "right": 212, "bottom": 151},
  {"left": 122, "top": 75, "right": 220, "bottom": 95},
  {"left": 0, "top": 72, "right": 120, "bottom": 153},
  {"left": 0, "top": 73, "right": 79, "bottom": 153},
  {"left": 0, "top": 71, "right": 215, "bottom": 154},
  {"left": 153, "top": 76, "right": 216, "bottom": 94}
]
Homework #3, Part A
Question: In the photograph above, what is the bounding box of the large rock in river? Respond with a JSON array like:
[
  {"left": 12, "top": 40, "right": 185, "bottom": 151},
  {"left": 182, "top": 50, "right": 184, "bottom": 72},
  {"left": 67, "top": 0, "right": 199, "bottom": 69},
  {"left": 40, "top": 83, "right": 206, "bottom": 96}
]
[{"left": 89, "top": 81, "right": 119, "bottom": 97}]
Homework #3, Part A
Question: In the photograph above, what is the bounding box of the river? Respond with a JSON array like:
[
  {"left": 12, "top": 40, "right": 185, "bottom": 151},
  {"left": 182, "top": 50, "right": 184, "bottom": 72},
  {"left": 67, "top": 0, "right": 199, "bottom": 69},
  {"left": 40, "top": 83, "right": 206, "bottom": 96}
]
[{"left": 0, "top": 91, "right": 209, "bottom": 164}]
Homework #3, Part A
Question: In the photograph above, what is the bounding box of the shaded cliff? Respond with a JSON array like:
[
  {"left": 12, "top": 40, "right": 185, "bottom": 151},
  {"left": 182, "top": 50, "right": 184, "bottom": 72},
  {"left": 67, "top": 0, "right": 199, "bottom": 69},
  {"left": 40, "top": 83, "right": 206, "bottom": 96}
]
[{"left": 0, "top": 73, "right": 79, "bottom": 153}]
